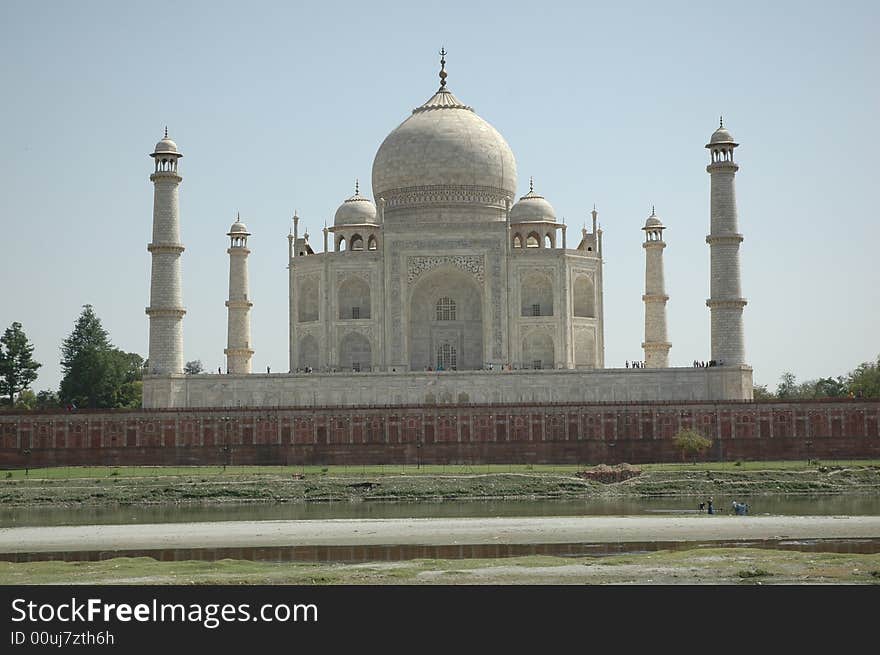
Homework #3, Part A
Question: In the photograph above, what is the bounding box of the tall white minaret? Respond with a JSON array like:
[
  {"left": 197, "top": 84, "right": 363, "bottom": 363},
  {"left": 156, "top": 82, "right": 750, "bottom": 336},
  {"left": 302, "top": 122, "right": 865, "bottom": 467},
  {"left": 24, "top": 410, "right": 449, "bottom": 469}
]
[
  {"left": 224, "top": 214, "right": 254, "bottom": 374},
  {"left": 705, "top": 118, "right": 746, "bottom": 365},
  {"left": 642, "top": 207, "right": 670, "bottom": 368},
  {"left": 146, "top": 129, "right": 185, "bottom": 375}
]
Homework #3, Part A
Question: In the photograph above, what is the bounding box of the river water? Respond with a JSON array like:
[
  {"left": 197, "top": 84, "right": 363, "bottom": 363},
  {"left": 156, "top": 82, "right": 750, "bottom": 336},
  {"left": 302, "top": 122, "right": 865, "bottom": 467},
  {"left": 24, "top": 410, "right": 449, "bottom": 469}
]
[{"left": 3, "top": 495, "right": 880, "bottom": 528}]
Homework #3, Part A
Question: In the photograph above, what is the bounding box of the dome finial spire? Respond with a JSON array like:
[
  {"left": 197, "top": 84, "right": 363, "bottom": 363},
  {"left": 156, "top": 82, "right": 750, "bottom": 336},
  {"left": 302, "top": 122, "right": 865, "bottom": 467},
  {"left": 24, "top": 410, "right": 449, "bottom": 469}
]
[
  {"left": 651, "top": 205, "right": 655, "bottom": 216},
  {"left": 439, "top": 47, "right": 448, "bottom": 89},
  {"left": 355, "top": 178, "right": 359, "bottom": 196},
  {"left": 529, "top": 176, "right": 534, "bottom": 193},
  {"left": 164, "top": 126, "right": 168, "bottom": 139},
  {"left": 719, "top": 115, "right": 723, "bottom": 128}
]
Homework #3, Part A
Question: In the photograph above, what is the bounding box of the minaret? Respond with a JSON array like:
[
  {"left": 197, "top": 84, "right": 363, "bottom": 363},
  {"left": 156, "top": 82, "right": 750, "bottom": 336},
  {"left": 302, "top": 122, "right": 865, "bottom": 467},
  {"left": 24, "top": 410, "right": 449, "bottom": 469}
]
[
  {"left": 705, "top": 118, "right": 746, "bottom": 365},
  {"left": 146, "top": 128, "right": 185, "bottom": 375},
  {"left": 224, "top": 214, "right": 254, "bottom": 374},
  {"left": 641, "top": 207, "right": 670, "bottom": 368}
]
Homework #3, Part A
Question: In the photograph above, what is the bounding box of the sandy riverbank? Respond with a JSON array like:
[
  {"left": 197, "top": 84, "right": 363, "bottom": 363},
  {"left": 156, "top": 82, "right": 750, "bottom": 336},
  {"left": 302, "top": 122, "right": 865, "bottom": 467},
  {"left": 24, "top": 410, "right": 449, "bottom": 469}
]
[{"left": 2, "top": 515, "right": 879, "bottom": 554}]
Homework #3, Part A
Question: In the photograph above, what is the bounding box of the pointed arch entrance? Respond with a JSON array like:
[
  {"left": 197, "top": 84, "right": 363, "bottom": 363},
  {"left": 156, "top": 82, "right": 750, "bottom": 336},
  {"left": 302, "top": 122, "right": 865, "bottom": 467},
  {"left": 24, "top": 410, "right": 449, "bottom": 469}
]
[{"left": 408, "top": 267, "right": 483, "bottom": 371}]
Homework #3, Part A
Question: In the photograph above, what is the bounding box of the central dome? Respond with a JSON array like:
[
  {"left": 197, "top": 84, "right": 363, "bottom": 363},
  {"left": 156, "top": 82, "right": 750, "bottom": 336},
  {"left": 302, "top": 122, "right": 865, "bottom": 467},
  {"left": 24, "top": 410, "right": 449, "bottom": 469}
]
[{"left": 371, "top": 85, "right": 517, "bottom": 211}]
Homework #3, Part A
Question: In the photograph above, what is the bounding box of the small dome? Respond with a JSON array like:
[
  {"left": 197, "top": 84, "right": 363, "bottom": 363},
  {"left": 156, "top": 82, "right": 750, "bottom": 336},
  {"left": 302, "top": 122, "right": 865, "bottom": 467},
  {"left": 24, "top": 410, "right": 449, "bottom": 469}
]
[
  {"left": 228, "top": 214, "right": 249, "bottom": 235},
  {"left": 153, "top": 137, "right": 180, "bottom": 155},
  {"left": 709, "top": 126, "right": 735, "bottom": 145},
  {"left": 334, "top": 191, "right": 377, "bottom": 226},
  {"left": 645, "top": 215, "right": 663, "bottom": 228},
  {"left": 509, "top": 184, "right": 556, "bottom": 223}
]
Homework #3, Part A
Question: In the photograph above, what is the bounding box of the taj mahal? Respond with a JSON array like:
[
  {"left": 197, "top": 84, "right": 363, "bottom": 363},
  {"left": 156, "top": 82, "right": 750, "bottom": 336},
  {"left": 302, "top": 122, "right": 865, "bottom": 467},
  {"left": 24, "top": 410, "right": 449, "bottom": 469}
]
[{"left": 142, "top": 52, "right": 753, "bottom": 408}]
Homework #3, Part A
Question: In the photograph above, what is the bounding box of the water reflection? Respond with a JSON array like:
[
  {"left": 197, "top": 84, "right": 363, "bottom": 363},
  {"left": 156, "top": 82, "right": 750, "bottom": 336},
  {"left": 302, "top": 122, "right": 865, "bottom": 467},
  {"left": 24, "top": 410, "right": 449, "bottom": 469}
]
[
  {"left": 2, "top": 538, "right": 878, "bottom": 564},
  {"left": 3, "top": 495, "right": 880, "bottom": 528}
]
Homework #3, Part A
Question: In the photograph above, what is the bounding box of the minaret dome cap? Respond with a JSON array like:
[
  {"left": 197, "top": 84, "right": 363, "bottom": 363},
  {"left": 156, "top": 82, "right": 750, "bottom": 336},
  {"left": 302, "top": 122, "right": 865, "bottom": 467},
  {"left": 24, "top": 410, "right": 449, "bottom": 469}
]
[
  {"left": 707, "top": 125, "right": 737, "bottom": 147},
  {"left": 228, "top": 215, "right": 250, "bottom": 235},
  {"left": 644, "top": 214, "right": 663, "bottom": 228},
  {"left": 152, "top": 133, "right": 182, "bottom": 157}
]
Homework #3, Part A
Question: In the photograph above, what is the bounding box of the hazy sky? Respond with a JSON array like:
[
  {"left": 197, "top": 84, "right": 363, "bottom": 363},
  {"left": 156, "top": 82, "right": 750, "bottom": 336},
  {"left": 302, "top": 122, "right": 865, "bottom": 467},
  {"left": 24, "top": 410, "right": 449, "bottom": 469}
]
[{"left": 1, "top": 1, "right": 877, "bottom": 394}]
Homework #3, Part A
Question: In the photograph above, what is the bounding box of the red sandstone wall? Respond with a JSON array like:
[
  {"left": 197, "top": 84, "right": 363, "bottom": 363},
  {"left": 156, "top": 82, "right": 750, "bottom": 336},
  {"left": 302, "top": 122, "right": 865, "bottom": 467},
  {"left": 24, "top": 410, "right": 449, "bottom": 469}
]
[{"left": 1, "top": 400, "right": 878, "bottom": 467}]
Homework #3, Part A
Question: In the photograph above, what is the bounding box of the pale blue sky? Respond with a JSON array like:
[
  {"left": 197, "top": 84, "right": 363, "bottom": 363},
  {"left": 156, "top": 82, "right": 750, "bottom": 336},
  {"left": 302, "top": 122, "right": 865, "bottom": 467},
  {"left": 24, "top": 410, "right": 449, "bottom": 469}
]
[{"left": 1, "top": 0, "right": 877, "bottom": 393}]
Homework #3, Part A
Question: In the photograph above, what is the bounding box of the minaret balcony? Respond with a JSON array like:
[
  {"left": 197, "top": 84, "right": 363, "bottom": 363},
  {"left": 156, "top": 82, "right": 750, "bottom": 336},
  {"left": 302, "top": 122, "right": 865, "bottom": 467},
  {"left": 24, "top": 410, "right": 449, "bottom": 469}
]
[
  {"left": 705, "top": 298, "right": 747, "bottom": 309},
  {"left": 706, "top": 161, "right": 739, "bottom": 173},
  {"left": 147, "top": 242, "right": 185, "bottom": 254},
  {"left": 705, "top": 233, "right": 743, "bottom": 245}
]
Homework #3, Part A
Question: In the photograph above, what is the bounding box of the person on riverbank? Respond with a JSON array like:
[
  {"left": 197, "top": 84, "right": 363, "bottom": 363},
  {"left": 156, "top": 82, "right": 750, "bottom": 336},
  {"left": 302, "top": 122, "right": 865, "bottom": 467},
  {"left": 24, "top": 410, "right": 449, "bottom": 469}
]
[{"left": 707, "top": 497, "right": 714, "bottom": 514}]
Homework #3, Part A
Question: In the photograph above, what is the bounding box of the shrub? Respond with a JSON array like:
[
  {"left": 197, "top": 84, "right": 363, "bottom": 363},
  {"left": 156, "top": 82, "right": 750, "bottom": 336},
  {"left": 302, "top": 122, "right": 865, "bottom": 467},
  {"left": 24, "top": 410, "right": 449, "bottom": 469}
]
[{"left": 674, "top": 429, "right": 712, "bottom": 464}]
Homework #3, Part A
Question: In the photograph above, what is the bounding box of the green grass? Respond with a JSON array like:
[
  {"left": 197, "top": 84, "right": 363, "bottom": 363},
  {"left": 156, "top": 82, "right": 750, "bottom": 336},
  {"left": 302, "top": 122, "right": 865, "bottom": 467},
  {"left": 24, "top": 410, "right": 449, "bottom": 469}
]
[
  {"left": 2, "top": 462, "right": 877, "bottom": 507},
  {"left": 5, "top": 460, "right": 879, "bottom": 481}
]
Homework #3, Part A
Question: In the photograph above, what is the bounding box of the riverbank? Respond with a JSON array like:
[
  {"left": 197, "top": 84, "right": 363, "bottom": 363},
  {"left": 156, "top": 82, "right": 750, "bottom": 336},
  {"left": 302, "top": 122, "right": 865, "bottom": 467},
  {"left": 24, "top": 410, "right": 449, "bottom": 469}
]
[
  {"left": 1, "top": 463, "right": 878, "bottom": 508},
  {"left": 2, "top": 549, "right": 879, "bottom": 585}
]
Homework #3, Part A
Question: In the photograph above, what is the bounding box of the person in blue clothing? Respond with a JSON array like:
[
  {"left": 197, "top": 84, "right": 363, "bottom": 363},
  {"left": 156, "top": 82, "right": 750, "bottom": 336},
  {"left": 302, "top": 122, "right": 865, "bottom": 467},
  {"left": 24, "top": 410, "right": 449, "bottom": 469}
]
[
  {"left": 732, "top": 500, "right": 749, "bottom": 515},
  {"left": 706, "top": 497, "right": 714, "bottom": 514}
]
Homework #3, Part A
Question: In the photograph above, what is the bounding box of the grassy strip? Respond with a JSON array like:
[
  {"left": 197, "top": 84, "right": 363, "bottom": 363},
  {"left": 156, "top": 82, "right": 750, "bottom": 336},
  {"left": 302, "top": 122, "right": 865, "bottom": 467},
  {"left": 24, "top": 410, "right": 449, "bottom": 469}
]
[
  {"left": 1, "top": 465, "right": 878, "bottom": 507},
  {"left": 4, "top": 460, "right": 880, "bottom": 481},
  {"left": 2, "top": 549, "right": 879, "bottom": 585}
]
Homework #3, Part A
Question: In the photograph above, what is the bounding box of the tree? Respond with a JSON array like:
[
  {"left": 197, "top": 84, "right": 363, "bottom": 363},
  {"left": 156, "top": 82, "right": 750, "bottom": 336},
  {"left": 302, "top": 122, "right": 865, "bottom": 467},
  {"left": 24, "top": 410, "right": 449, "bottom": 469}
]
[
  {"left": 673, "top": 429, "right": 712, "bottom": 464},
  {"left": 108, "top": 349, "right": 144, "bottom": 408},
  {"left": 35, "top": 390, "right": 61, "bottom": 410},
  {"left": 184, "top": 359, "right": 204, "bottom": 375},
  {"left": 59, "top": 305, "right": 144, "bottom": 408},
  {"left": 752, "top": 384, "right": 774, "bottom": 400},
  {"left": 776, "top": 371, "right": 799, "bottom": 399},
  {"left": 848, "top": 355, "right": 880, "bottom": 399},
  {"left": 0, "top": 322, "right": 42, "bottom": 405},
  {"left": 813, "top": 376, "right": 847, "bottom": 398},
  {"left": 13, "top": 389, "right": 36, "bottom": 409}
]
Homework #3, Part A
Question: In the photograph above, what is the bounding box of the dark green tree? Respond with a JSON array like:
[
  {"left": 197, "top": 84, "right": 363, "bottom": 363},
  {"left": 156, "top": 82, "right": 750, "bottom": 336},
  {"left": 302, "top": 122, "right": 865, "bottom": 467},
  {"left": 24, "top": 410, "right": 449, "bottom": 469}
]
[
  {"left": 107, "top": 349, "right": 144, "bottom": 408},
  {"left": 776, "top": 371, "right": 799, "bottom": 399},
  {"left": 59, "top": 305, "right": 144, "bottom": 408},
  {"left": 0, "top": 322, "right": 42, "bottom": 405},
  {"left": 184, "top": 359, "right": 204, "bottom": 375},
  {"left": 812, "top": 376, "right": 848, "bottom": 398},
  {"left": 35, "top": 389, "right": 61, "bottom": 410},
  {"left": 848, "top": 355, "right": 880, "bottom": 399}
]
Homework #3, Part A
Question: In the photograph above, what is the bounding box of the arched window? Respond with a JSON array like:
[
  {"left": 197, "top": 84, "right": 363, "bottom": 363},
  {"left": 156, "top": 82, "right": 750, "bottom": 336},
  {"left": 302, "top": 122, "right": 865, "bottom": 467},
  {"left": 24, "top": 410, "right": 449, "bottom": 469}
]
[
  {"left": 436, "top": 343, "right": 457, "bottom": 371},
  {"left": 526, "top": 232, "right": 540, "bottom": 248},
  {"left": 544, "top": 234, "right": 553, "bottom": 249},
  {"left": 339, "top": 332, "right": 372, "bottom": 371},
  {"left": 298, "top": 334, "right": 320, "bottom": 369},
  {"left": 350, "top": 234, "right": 364, "bottom": 251},
  {"left": 574, "top": 329, "right": 595, "bottom": 368},
  {"left": 338, "top": 277, "right": 371, "bottom": 319},
  {"left": 513, "top": 234, "right": 523, "bottom": 248},
  {"left": 436, "top": 297, "right": 456, "bottom": 321},
  {"left": 367, "top": 235, "right": 378, "bottom": 250},
  {"left": 298, "top": 278, "right": 319, "bottom": 322},
  {"left": 573, "top": 275, "right": 595, "bottom": 318},
  {"left": 337, "top": 236, "right": 346, "bottom": 252},
  {"left": 522, "top": 332, "right": 554, "bottom": 370},
  {"left": 520, "top": 273, "right": 554, "bottom": 317}
]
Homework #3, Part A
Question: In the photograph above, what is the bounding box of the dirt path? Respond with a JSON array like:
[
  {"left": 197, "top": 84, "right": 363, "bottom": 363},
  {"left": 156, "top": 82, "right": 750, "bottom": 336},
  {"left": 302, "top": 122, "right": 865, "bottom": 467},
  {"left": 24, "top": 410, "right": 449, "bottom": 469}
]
[{"left": 2, "top": 515, "right": 879, "bottom": 553}]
